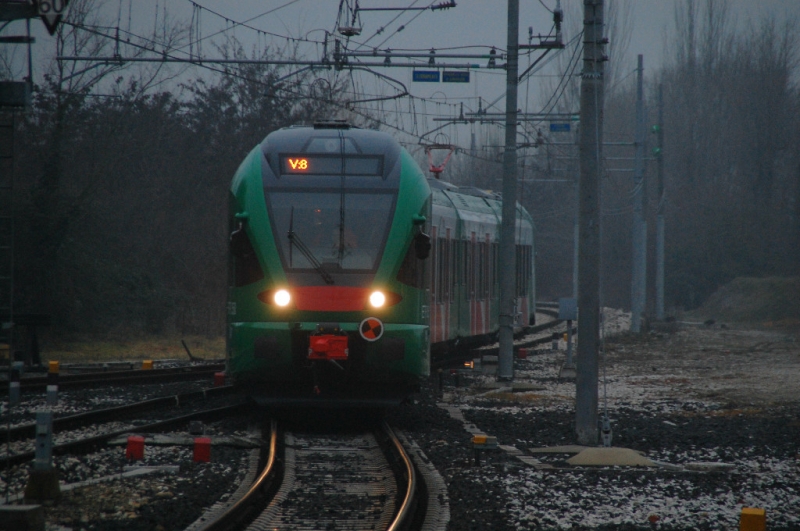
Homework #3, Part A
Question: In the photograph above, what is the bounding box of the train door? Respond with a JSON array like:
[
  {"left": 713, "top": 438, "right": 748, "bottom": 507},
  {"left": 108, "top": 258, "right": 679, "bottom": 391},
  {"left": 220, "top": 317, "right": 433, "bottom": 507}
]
[
  {"left": 469, "top": 231, "right": 478, "bottom": 336},
  {"left": 430, "top": 225, "right": 439, "bottom": 342},
  {"left": 444, "top": 227, "right": 451, "bottom": 343},
  {"left": 513, "top": 243, "right": 533, "bottom": 326}
]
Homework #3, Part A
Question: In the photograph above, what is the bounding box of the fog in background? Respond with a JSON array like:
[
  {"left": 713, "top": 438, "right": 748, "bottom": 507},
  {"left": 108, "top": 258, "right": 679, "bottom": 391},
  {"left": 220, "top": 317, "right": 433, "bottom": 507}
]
[{"left": 1, "top": 0, "right": 798, "bottom": 335}]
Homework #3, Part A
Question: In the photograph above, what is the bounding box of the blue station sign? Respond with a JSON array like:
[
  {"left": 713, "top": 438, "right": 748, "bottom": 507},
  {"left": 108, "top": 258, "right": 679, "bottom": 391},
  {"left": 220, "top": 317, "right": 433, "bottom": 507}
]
[
  {"left": 412, "top": 70, "right": 440, "bottom": 82},
  {"left": 442, "top": 71, "right": 470, "bottom": 83},
  {"left": 549, "top": 123, "right": 571, "bottom": 133}
]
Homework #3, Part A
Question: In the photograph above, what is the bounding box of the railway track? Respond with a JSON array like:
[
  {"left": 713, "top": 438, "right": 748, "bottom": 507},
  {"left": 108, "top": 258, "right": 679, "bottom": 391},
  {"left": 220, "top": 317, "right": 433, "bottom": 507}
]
[
  {"left": 1, "top": 389, "right": 247, "bottom": 469},
  {"left": 0, "top": 362, "right": 225, "bottom": 393},
  {"left": 195, "top": 422, "right": 421, "bottom": 531},
  {"left": 1, "top": 385, "right": 236, "bottom": 443},
  {"left": 432, "top": 304, "right": 569, "bottom": 370}
]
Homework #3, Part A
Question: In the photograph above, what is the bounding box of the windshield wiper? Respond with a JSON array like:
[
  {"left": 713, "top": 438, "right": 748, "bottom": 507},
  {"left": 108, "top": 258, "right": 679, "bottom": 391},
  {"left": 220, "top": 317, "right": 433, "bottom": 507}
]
[{"left": 288, "top": 207, "right": 334, "bottom": 285}]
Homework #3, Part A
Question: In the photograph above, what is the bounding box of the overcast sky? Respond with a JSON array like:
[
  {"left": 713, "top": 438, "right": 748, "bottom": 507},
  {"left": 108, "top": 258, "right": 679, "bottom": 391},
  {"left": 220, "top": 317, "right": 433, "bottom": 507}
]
[{"left": 5, "top": 0, "right": 799, "bottom": 146}]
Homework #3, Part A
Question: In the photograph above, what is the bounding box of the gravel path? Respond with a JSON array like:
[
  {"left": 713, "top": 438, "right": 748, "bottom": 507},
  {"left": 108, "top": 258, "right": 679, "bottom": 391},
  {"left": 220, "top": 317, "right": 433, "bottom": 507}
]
[{"left": 388, "top": 322, "right": 800, "bottom": 530}]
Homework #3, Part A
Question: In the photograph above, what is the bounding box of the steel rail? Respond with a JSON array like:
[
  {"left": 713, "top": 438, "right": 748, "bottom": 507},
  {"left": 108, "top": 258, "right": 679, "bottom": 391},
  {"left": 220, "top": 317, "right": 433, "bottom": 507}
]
[
  {"left": 196, "top": 420, "right": 280, "bottom": 531},
  {"left": 0, "top": 363, "right": 225, "bottom": 392},
  {"left": 430, "top": 304, "right": 565, "bottom": 369},
  {"left": 384, "top": 422, "right": 418, "bottom": 531},
  {"left": 476, "top": 311, "right": 576, "bottom": 356},
  {"left": 196, "top": 423, "right": 416, "bottom": 530},
  {"left": 0, "top": 402, "right": 249, "bottom": 469},
  {"left": 0, "top": 385, "right": 235, "bottom": 442}
]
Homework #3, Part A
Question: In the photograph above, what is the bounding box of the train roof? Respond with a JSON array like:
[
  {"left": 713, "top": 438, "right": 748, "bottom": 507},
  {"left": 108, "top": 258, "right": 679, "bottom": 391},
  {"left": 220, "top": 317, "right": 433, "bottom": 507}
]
[
  {"left": 261, "top": 123, "right": 401, "bottom": 157},
  {"left": 429, "top": 178, "right": 533, "bottom": 226},
  {"left": 428, "top": 178, "right": 501, "bottom": 200}
]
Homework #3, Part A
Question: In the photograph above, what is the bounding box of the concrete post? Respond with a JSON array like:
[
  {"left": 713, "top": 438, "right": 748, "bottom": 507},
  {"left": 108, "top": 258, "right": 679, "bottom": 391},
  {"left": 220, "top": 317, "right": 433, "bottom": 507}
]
[
  {"left": 575, "top": 0, "right": 605, "bottom": 446},
  {"left": 630, "top": 55, "right": 647, "bottom": 333},
  {"left": 498, "top": 0, "right": 520, "bottom": 381},
  {"left": 24, "top": 411, "right": 60, "bottom": 502}
]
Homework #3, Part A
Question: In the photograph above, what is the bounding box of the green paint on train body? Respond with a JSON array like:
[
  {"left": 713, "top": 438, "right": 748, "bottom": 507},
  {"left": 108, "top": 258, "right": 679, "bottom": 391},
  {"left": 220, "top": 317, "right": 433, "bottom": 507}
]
[
  {"left": 428, "top": 182, "right": 536, "bottom": 344},
  {"left": 226, "top": 126, "right": 535, "bottom": 400},
  {"left": 227, "top": 131, "right": 431, "bottom": 390}
]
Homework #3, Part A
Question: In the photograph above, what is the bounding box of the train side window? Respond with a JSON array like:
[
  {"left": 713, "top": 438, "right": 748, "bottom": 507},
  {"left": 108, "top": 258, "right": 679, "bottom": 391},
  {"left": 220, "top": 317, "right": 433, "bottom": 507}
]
[
  {"left": 515, "top": 245, "right": 522, "bottom": 297},
  {"left": 484, "top": 241, "right": 489, "bottom": 300},
  {"left": 431, "top": 227, "right": 437, "bottom": 303},
  {"left": 453, "top": 240, "right": 460, "bottom": 288},
  {"left": 436, "top": 238, "right": 445, "bottom": 304},
  {"left": 490, "top": 242, "right": 498, "bottom": 298},
  {"left": 477, "top": 242, "right": 482, "bottom": 300},
  {"left": 486, "top": 244, "right": 494, "bottom": 299},
  {"left": 450, "top": 239, "right": 456, "bottom": 302},
  {"left": 463, "top": 241, "right": 468, "bottom": 300},
  {"left": 460, "top": 241, "right": 466, "bottom": 290},
  {"left": 467, "top": 235, "right": 475, "bottom": 300},
  {"left": 477, "top": 242, "right": 484, "bottom": 301},
  {"left": 442, "top": 231, "right": 450, "bottom": 303},
  {"left": 483, "top": 237, "right": 490, "bottom": 300}
]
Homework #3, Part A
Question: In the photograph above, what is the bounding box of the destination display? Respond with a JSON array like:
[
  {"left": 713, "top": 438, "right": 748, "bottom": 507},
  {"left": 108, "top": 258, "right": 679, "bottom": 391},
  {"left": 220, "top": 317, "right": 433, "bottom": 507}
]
[{"left": 280, "top": 155, "right": 383, "bottom": 176}]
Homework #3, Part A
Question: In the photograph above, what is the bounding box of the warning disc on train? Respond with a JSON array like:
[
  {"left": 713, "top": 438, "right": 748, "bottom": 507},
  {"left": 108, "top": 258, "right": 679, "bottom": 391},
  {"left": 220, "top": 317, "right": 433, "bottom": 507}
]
[{"left": 359, "top": 317, "right": 384, "bottom": 341}]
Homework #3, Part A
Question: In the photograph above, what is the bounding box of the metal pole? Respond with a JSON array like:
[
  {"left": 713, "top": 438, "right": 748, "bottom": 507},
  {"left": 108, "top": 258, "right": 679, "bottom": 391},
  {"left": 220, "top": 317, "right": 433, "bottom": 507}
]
[
  {"left": 630, "top": 55, "right": 646, "bottom": 332},
  {"left": 497, "top": 0, "right": 519, "bottom": 381},
  {"left": 572, "top": 125, "right": 580, "bottom": 299},
  {"left": 655, "top": 84, "right": 665, "bottom": 320},
  {"left": 572, "top": 213, "right": 579, "bottom": 299},
  {"left": 575, "top": 0, "right": 605, "bottom": 446}
]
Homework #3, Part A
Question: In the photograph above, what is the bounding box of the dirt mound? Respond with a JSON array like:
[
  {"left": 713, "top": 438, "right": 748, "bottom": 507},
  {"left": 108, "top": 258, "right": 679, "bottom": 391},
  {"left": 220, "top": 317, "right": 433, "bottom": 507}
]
[{"left": 694, "top": 276, "right": 800, "bottom": 326}]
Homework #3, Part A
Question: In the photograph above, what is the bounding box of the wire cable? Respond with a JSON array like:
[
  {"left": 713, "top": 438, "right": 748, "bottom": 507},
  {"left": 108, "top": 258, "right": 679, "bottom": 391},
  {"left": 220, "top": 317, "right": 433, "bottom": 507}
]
[
  {"left": 177, "top": 0, "right": 307, "bottom": 54},
  {"left": 537, "top": 0, "right": 554, "bottom": 14},
  {"left": 351, "top": 0, "right": 423, "bottom": 50},
  {"left": 372, "top": 1, "right": 438, "bottom": 51}
]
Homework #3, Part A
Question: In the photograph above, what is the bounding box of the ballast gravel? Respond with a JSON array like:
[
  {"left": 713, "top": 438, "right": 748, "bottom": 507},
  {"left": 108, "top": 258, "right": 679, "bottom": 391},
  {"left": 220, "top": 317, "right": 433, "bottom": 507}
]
[
  {"left": 3, "top": 321, "right": 799, "bottom": 530},
  {"left": 1, "top": 418, "right": 253, "bottom": 530},
  {"left": 2, "top": 380, "right": 213, "bottom": 430},
  {"left": 387, "top": 322, "right": 800, "bottom": 531}
]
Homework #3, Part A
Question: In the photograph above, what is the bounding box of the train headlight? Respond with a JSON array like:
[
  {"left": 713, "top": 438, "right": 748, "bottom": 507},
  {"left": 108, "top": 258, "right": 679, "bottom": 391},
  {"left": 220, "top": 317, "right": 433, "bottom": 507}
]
[
  {"left": 369, "top": 290, "right": 386, "bottom": 308},
  {"left": 274, "top": 289, "right": 291, "bottom": 307}
]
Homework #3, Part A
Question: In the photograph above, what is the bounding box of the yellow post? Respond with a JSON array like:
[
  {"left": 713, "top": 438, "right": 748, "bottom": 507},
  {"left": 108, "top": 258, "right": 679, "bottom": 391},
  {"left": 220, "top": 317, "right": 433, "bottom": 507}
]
[
  {"left": 48, "top": 361, "right": 59, "bottom": 374},
  {"left": 142, "top": 360, "right": 154, "bottom": 370},
  {"left": 740, "top": 507, "right": 766, "bottom": 531}
]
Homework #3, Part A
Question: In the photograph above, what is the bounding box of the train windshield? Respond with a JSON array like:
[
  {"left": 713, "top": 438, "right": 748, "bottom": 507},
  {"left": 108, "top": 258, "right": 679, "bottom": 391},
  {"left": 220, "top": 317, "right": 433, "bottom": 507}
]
[{"left": 268, "top": 191, "right": 394, "bottom": 272}]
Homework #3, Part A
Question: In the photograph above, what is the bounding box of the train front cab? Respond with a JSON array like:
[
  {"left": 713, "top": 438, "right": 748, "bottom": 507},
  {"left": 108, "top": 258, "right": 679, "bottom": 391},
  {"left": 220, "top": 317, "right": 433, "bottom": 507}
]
[{"left": 226, "top": 126, "right": 432, "bottom": 406}]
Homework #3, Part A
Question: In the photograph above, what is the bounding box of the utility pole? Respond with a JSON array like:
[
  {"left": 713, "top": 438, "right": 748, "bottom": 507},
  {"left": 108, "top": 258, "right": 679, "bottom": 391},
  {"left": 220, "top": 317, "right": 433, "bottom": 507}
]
[
  {"left": 630, "top": 55, "right": 646, "bottom": 333},
  {"left": 497, "top": 0, "right": 520, "bottom": 381},
  {"left": 654, "top": 84, "right": 665, "bottom": 320},
  {"left": 575, "top": 0, "right": 606, "bottom": 446},
  {"left": 573, "top": 125, "right": 580, "bottom": 299}
]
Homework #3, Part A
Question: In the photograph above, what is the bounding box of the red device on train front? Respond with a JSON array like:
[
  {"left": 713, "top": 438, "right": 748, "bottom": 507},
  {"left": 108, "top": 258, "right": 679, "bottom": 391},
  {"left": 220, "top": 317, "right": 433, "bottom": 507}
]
[{"left": 308, "top": 334, "right": 349, "bottom": 361}]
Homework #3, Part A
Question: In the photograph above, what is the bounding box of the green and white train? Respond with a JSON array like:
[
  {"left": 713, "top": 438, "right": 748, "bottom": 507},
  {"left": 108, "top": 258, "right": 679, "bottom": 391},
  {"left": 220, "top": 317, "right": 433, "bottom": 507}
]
[{"left": 227, "top": 122, "right": 534, "bottom": 405}]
